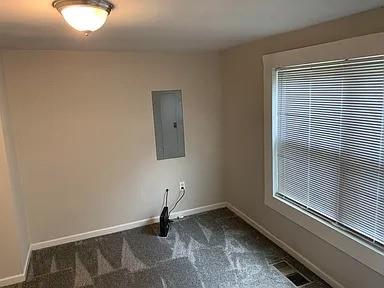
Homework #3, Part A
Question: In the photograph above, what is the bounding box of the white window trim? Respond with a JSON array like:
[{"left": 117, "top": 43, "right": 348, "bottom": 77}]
[{"left": 263, "top": 32, "right": 384, "bottom": 276}]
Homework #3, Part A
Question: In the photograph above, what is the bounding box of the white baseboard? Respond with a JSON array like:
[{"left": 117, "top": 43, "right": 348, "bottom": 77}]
[
  {"left": 226, "top": 202, "right": 344, "bottom": 288},
  {"left": 31, "top": 202, "right": 227, "bottom": 251},
  {"left": 22, "top": 245, "right": 32, "bottom": 281},
  {"left": 0, "top": 202, "right": 226, "bottom": 287},
  {"left": 1, "top": 201, "right": 342, "bottom": 288},
  {"left": 31, "top": 216, "right": 159, "bottom": 251},
  {"left": 0, "top": 273, "right": 25, "bottom": 287},
  {"left": 171, "top": 202, "right": 227, "bottom": 219},
  {"left": 0, "top": 246, "right": 31, "bottom": 287}
]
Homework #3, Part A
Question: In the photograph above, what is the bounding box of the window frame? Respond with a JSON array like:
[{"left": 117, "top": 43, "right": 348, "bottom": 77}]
[{"left": 263, "top": 32, "right": 384, "bottom": 276}]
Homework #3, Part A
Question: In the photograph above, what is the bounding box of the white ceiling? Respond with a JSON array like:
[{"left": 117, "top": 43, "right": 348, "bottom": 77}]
[{"left": 0, "top": 0, "right": 383, "bottom": 51}]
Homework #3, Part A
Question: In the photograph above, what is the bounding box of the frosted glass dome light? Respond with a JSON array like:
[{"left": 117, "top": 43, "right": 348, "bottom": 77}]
[{"left": 53, "top": 0, "right": 114, "bottom": 35}]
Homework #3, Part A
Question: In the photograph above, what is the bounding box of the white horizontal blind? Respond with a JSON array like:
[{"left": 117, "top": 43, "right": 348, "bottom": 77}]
[{"left": 276, "top": 56, "right": 384, "bottom": 246}]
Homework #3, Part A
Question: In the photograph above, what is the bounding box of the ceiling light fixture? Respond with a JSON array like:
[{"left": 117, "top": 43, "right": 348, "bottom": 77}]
[{"left": 53, "top": 0, "right": 114, "bottom": 36}]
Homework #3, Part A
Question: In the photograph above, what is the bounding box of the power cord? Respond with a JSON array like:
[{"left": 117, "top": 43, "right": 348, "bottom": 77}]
[
  {"left": 170, "top": 187, "right": 186, "bottom": 214},
  {"left": 161, "top": 187, "right": 186, "bottom": 214}
]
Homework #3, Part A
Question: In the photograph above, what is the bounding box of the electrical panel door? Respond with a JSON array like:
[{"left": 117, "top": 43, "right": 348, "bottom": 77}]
[{"left": 152, "top": 90, "right": 185, "bottom": 160}]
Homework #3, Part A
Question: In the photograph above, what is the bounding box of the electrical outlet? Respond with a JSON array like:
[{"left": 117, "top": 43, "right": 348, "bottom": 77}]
[{"left": 179, "top": 181, "right": 186, "bottom": 191}]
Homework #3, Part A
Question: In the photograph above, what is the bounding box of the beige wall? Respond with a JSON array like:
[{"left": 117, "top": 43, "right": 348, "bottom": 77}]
[
  {"left": 2, "top": 7, "right": 384, "bottom": 286},
  {"left": 0, "top": 56, "right": 29, "bottom": 280},
  {"left": 0, "top": 118, "right": 21, "bottom": 279},
  {"left": 221, "top": 8, "right": 384, "bottom": 288},
  {"left": 2, "top": 50, "right": 224, "bottom": 243}
]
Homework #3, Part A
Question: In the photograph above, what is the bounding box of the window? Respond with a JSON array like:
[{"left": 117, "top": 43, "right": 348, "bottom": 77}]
[{"left": 275, "top": 55, "right": 384, "bottom": 248}]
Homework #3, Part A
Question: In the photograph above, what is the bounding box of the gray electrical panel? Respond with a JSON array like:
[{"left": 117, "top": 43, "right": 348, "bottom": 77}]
[{"left": 152, "top": 90, "right": 185, "bottom": 160}]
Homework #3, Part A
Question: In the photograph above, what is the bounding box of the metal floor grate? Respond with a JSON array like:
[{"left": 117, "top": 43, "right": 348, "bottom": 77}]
[{"left": 273, "top": 261, "right": 311, "bottom": 287}]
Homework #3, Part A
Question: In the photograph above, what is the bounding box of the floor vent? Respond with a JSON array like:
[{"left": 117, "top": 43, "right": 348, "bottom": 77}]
[{"left": 272, "top": 261, "right": 311, "bottom": 287}]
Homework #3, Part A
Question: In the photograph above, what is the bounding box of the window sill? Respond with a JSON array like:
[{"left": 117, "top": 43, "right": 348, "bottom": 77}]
[
  {"left": 265, "top": 190, "right": 384, "bottom": 276},
  {"left": 263, "top": 32, "right": 384, "bottom": 276}
]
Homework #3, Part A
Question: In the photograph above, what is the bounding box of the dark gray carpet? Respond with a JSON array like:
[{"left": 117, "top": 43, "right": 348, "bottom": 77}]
[{"left": 5, "top": 208, "right": 331, "bottom": 288}]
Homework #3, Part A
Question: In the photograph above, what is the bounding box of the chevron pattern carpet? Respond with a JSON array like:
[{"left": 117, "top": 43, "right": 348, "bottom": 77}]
[{"left": 5, "top": 208, "right": 330, "bottom": 288}]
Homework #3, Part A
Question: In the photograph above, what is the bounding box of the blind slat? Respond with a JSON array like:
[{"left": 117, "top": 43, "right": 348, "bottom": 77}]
[{"left": 276, "top": 55, "right": 384, "bottom": 247}]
